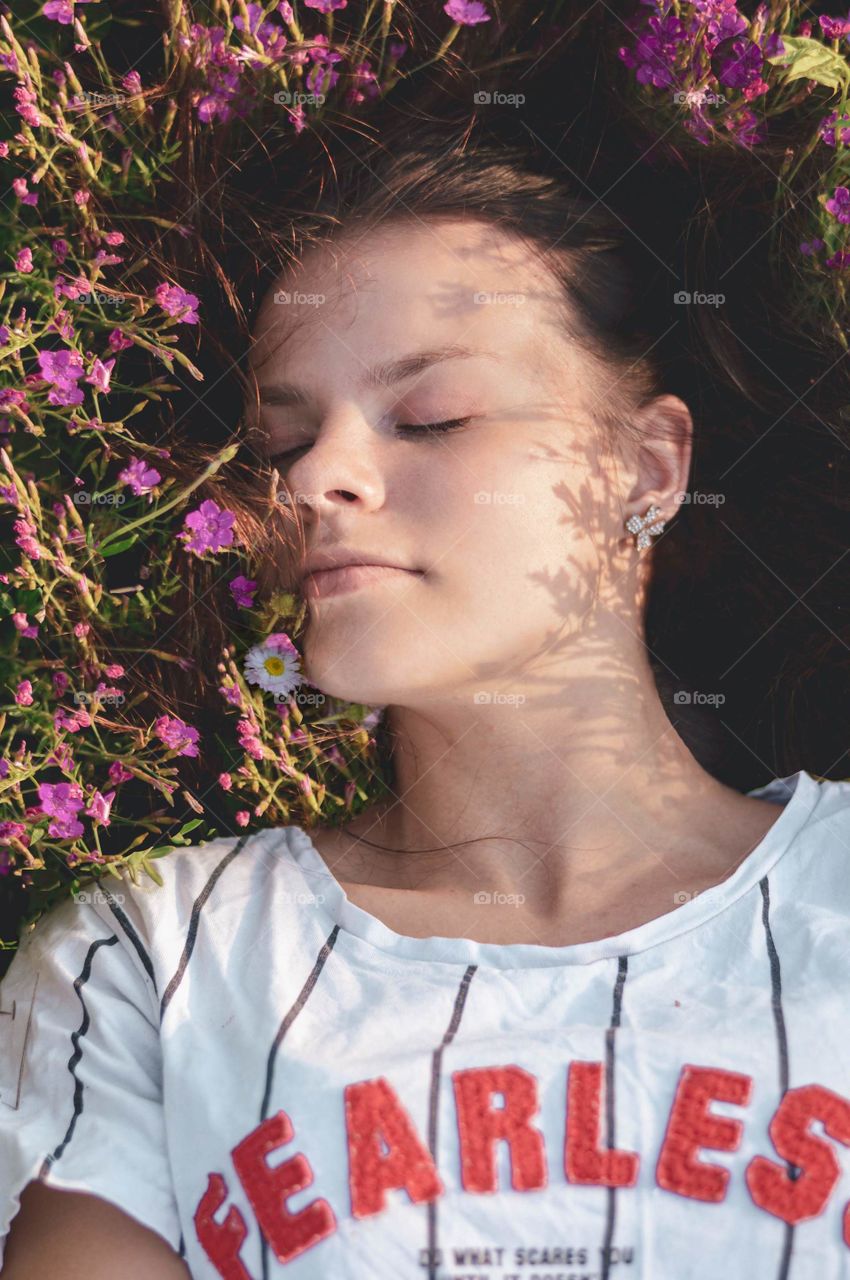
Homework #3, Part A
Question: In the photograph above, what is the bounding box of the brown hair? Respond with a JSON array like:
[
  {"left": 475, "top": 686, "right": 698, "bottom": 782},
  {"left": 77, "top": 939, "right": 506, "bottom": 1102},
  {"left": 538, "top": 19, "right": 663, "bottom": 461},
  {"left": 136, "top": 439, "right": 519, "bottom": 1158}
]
[{"left": 130, "top": 6, "right": 850, "bottom": 801}]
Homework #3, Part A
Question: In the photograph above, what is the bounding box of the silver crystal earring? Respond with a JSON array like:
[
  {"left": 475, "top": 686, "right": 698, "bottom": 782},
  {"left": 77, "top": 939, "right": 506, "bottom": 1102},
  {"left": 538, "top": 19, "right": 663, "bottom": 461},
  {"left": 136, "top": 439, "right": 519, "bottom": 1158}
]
[{"left": 625, "top": 503, "right": 666, "bottom": 550}]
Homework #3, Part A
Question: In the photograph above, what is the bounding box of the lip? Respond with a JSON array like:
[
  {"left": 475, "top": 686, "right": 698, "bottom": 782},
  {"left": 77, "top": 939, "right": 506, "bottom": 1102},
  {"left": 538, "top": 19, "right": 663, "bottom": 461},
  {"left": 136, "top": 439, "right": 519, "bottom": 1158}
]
[{"left": 304, "top": 563, "right": 423, "bottom": 598}]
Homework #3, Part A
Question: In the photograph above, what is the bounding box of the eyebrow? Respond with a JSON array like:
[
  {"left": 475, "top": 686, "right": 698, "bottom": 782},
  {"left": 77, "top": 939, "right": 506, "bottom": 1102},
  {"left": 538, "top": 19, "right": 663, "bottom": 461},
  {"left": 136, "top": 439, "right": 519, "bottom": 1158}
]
[{"left": 256, "top": 343, "right": 498, "bottom": 407}]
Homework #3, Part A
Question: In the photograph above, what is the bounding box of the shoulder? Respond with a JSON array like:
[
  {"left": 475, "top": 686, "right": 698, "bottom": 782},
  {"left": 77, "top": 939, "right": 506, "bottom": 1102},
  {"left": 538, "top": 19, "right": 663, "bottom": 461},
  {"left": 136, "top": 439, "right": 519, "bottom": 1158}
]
[
  {"left": 772, "top": 773, "right": 850, "bottom": 908},
  {"left": 41, "top": 825, "right": 310, "bottom": 996},
  {"left": 801, "top": 773, "right": 850, "bottom": 837}
]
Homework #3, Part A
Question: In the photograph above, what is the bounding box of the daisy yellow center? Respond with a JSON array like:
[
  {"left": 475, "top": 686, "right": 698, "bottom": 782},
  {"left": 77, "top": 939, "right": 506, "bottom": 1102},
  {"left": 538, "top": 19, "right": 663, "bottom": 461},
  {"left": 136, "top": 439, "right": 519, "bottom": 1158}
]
[{"left": 263, "top": 656, "right": 286, "bottom": 676}]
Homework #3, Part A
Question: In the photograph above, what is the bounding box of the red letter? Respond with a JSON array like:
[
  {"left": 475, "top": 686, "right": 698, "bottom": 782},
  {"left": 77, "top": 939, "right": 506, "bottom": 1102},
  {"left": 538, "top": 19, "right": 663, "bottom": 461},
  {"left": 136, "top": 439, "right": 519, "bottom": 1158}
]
[
  {"left": 232, "top": 1110, "right": 337, "bottom": 1264},
  {"left": 565, "top": 1061, "right": 640, "bottom": 1187},
  {"left": 345, "top": 1077, "right": 444, "bottom": 1217},
  {"left": 746, "top": 1084, "right": 850, "bottom": 1227},
  {"left": 655, "top": 1064, "right": 752, "bottom": 1202},
  {"left": 194, "top": 1171, "right": 253, "bottom": 1280},
  {"left": 453, "top": 1065, "right": 547, "bottom": 1194}
]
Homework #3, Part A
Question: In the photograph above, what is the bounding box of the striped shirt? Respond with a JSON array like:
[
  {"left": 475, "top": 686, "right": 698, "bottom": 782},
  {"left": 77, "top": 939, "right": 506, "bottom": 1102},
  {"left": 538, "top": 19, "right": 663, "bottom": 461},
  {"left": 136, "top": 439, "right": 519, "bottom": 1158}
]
[{"left": 2, "top": 768, "right": 850, "bottom": 1279}]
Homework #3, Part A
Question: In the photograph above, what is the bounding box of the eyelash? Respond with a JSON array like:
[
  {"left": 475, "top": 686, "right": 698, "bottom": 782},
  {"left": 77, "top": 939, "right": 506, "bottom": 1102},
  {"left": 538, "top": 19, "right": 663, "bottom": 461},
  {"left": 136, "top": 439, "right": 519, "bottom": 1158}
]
[{"left": 268, "top": 418, "right": 472, "bottom": 465}]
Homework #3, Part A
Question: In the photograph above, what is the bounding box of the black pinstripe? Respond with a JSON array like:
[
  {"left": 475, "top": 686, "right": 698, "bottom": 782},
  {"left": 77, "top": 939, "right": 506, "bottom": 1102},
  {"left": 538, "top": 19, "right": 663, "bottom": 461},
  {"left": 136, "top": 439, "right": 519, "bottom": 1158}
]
[
  {"left": 159, "top": 834, "right": 251, "bottom": 1023},
  {"left": 760, "top": 874, "right": 798, "bottom": 1280},
  {"left": 601, "top": 955, "right": 629, "bottom": 1280},
  {"left": 260, "top": 926, "right": 341, "bottom": 1280},
  {"left": 39, "top": 934, "right": 119, "bottom": 1175},
  {"left": 426, "top": 965, "right": 478, "bottom": 1280}
]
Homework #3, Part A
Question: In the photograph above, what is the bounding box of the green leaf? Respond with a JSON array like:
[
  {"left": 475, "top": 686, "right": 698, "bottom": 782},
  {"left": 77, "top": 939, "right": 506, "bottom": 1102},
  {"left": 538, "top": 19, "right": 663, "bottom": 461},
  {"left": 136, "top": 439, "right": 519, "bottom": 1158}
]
[
  {"left": 100, "top": 533, "right": 140, "bottom": 557},
  {"left": 16, "top": 588, "right": 42, "bottom": 614},
  {"left": 176, "top": 818, "right": 203, "bottom": 839},
  {"left": 766, "top": 36, "right": 850, "bottom": 93}
]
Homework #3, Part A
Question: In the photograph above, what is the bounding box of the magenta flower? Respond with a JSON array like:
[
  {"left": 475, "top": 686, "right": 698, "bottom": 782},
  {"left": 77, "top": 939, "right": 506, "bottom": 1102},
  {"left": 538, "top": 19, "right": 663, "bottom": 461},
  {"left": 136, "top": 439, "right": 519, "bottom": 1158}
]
[
  {"left": 180, "top": 499, "right": 237, "bottom": 555},
  {"left": 37, "top": 347, "right": 85, "bottom": 407},
  {"left": 85, "top": 789, "right": 115, "bottom": 826},
  {"left": 712, "top": 35, "right": 764, "bottom": 91},
  {"left": 155, "top": 281, "right": 200, "bottom": 324},
  {"left": 304, "top": 0, "right": 347, "bottom": 10},
  {"left": 12, "top": 612, "right": 38, "bottom": 639},
  {"left": 819, "top": 14, "right": 850, "bottom": 40},
  {"left": 229, "top": 574, "right": 257, "bottom": 607},
  {"left": 108, "top": 760, "right": 134, "bottom": 783},
  {"left": 15, "top": 247, "right": 33, "bottom": 274},
  {"left": 13, "top": 516, "right": 41, "bottom": 560},
  {"left": 54, "top": 706, "right": 91, "bottom": 733},
  {"left": 15, "top": 680, "right": 33, "bottom": 706},
  {"left": 235, "top": 810, "right": 251, "bottom": 827},
  {"left": 118, "top": 457, "right": 161, "bottom": 497},
  {"left": 617, "top": 11, "right": 688, "bottom": 89},
  {"left": 825, "top": 185, "right": 850, "bottom": 224},
  {"left": 43, "top": 0, "right": 74, "bottom": 21},
  {"left": 154, "top": 714, "right": 200, "bottom": 757},
  {"left": 85, "top": 357, "right": 116, "bottom": 394},
  {"left": 12, "top": 178, "right": 38, "bottom": 206},
  {"left": 218, "top": 772, "right": 233, "bottom": 791},
  {"left": 819, "top": 110, "right": 850, "bottom": 147},
  {"left": 443, "top": 0, "right": 490, "bottom": 23},
  {"left": 13, "top": 85, "right": 41, "bottom": 129},
  {"left": 37, "top": 781, "right": 85, "bottom": 839},
  {"left": 108, "top": 328, "right": 134, "bottom": 352},
  {"left": 53, "top": 671, "right": 69, "bottom": 696},
  {"left": 800, "top": 238, "right": 825, "bottom": 256}
]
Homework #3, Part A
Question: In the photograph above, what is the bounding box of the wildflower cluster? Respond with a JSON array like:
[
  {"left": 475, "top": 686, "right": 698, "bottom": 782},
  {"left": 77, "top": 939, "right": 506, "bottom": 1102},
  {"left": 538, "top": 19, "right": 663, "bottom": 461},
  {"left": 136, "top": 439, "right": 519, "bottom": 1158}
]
[
  {"left": 618, "top": 1, "right": 850, "bottom": 338},
  {"left": 0, "top": 0, "right": 499, "bottom": 946}
]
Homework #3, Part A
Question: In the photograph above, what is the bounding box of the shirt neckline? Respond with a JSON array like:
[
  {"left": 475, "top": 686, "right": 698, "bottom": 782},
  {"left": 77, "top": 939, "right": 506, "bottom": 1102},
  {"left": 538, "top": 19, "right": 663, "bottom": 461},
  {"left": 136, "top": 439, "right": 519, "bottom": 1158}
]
[{"left": 283, "top": 769, "right": 822, "bottom": 969}]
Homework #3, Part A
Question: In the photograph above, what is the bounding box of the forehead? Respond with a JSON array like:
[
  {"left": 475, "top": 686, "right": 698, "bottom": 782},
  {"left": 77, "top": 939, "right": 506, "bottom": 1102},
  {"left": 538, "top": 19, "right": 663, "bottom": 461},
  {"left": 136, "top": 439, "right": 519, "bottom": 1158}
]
[{"left": 249, "top": 219, "right": 581, "bottom": 392}]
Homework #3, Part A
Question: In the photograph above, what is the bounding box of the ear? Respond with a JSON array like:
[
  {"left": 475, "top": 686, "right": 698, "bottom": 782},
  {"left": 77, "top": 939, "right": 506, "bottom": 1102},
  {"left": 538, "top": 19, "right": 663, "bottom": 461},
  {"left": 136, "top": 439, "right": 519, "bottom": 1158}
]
[{"left": 622, "top": 393, "right": 693, "bottom": 533}]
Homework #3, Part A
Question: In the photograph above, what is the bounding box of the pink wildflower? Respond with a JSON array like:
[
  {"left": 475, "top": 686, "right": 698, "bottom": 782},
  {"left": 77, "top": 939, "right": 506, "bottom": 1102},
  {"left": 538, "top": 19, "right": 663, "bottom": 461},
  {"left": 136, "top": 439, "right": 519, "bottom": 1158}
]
[
  {"left": 155, "top": 282, "right": 200, "bottom": 324},
  {"left": 37, "top": 781, "right": 85, "bottom": 839},
  {"left": 229, "top": 574, "right": 257, "bottom": 607},
  {"left": 15, "top": 679, "right": 33, "bottom": 706},
  {"left": 443, "top": 0, "right": 491, "bottom": 24},
  {"left": 180, "top": 499, "right": 236, "bottom": 555},
  {"left": 154, "top": 714, "right": 200, "bottom": 757},
  {"left": 118, "top": 457, "right": 161, "bottom": 497}
]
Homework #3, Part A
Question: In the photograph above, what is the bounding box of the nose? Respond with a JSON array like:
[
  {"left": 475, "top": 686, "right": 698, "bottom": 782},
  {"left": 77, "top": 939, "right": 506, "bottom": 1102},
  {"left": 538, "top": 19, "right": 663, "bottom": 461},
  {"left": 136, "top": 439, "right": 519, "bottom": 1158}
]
[{"left": 283, "top": 408, "right": 387, "bottom": 516}]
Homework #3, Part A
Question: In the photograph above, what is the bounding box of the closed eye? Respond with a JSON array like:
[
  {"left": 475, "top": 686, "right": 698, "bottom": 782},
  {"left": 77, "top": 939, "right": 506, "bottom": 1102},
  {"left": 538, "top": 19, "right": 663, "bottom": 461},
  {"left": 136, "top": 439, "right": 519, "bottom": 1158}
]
[{"left": 268, "top": 417, "right": 473, "bottom": 466}]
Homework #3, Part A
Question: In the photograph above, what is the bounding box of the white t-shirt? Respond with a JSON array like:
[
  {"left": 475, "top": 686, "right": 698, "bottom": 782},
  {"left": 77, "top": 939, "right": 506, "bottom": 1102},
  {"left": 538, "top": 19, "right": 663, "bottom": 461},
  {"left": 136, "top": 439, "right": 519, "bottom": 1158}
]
[{"left": 3, "top": 767, "right": 850, "bottom": 1279}]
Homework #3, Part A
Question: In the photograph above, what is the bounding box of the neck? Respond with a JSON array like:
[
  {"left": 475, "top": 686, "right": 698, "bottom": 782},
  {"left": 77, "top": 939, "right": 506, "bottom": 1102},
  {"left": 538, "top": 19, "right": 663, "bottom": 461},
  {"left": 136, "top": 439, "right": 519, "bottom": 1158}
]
[{"left": 349, "top": 635, "right": 751, "bottom": 912}]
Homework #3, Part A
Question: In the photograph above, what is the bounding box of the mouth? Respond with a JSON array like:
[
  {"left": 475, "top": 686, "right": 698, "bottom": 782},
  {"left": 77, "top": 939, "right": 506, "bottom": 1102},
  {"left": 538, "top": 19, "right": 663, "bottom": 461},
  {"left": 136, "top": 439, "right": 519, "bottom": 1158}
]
[{"left": 303, "top": 563, "right": 425, "bottom": 599}]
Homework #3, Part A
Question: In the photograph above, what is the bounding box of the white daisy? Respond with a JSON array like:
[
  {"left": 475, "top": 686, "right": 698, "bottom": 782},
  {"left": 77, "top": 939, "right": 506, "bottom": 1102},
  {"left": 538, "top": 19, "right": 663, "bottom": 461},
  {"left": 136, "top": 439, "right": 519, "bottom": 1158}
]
[{"left": 243, "top": 634, "right": 302, "bottom": 697}]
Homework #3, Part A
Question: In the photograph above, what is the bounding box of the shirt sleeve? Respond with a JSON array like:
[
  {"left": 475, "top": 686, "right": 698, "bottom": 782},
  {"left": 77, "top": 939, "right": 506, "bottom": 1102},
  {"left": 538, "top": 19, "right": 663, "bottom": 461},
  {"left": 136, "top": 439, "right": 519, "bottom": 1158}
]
[{"left": 0, "top": 893, "right": 182, "bottom": 1268}]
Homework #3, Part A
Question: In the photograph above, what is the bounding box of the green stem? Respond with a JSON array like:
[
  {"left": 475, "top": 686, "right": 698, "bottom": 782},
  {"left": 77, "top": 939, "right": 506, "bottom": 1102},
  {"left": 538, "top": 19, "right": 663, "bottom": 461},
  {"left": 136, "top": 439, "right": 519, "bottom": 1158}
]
[{"left": 97, "top": 442, "right": 239, "bottom": 551}]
